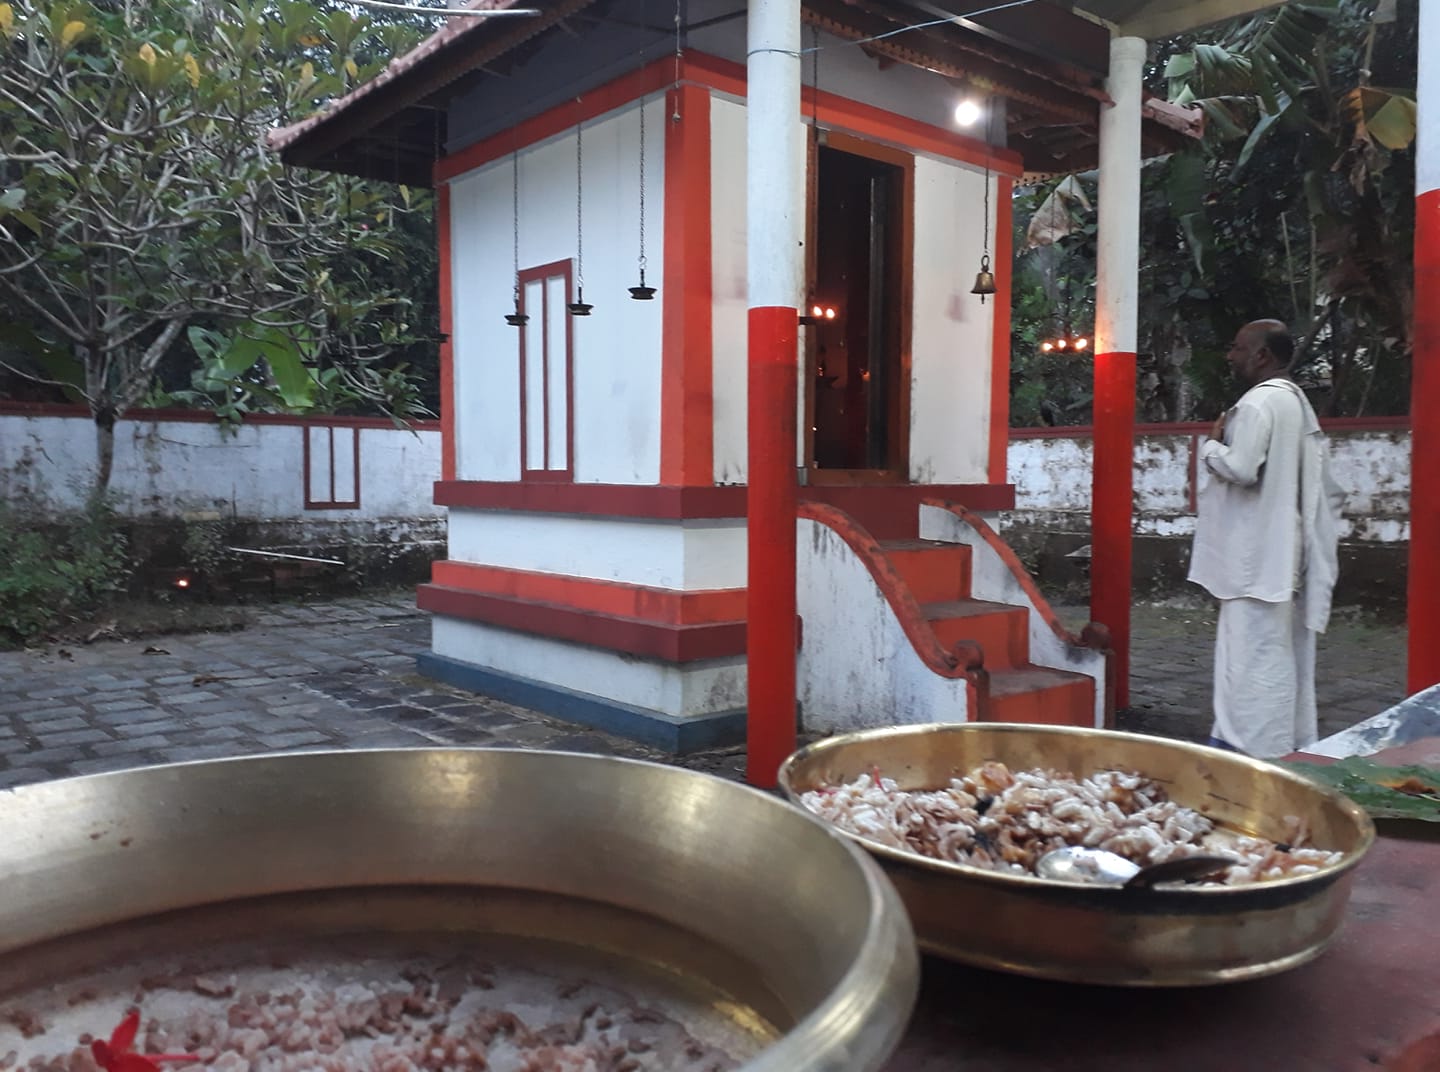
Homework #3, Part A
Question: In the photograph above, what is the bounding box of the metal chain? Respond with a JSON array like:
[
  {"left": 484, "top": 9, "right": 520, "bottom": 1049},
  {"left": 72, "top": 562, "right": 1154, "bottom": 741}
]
[
  {"left": 638, "top": 100, "right": 647, "bottom": 273},
  {"left": 981, "top": 152, "right": 990, "bottom": 257},
  {"left": 575, "top": 114, "right": 584, "bottom": 291},
  {"left": 512, "top": 149, "right": 521, "bottom": 303},
  {"left": 811, "top": 24, "right": 819, "bottom": 129}
]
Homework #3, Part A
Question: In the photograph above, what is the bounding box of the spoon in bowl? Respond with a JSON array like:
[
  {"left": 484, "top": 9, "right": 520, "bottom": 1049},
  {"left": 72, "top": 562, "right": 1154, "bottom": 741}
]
[{"left": 1036, "top": 846, "right": 1237, "bottom": 889}]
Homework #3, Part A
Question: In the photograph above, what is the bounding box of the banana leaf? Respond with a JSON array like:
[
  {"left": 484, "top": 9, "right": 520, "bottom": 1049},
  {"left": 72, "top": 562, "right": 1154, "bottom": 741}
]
[{"left": 1284, "top": 758, "right": 1440, "bottom": 821}]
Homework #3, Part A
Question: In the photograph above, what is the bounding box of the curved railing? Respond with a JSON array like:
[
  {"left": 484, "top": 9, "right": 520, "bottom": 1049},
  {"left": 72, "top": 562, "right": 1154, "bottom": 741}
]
[{"left": 797, "top": 502, "right": 988, "bottom": 701}]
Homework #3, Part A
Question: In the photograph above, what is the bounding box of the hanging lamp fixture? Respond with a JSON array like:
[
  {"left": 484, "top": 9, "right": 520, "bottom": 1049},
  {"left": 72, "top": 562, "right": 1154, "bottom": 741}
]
[
  {"left": 970, "top": 100, "right": 998, "bottom": 304},
  {"left": 567, "top": 111, "right": 593, "bottom": 316},
  {"left": 629, "top": 97, "right": 656, "bottom": 300},
  {"left": 504, "top": 147, "right": 529, "bottom": 326}
]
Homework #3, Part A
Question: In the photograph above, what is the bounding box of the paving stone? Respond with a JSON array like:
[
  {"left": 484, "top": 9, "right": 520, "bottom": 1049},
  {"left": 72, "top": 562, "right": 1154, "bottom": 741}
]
[
  {"left": 0, "top": 767, "right": 57, "bottom": 789},
  {"left": 32, "top": 728, "right": 115, "bottom": 748},
  {"left": 255, "top": 730, "right": 337, "bottom": 749},
  {"left": 90, "top": 734, "right": 173, "bottom": 756},
  {"left": 158, "top": 743, "right": 258, "bottom": 763},
  {"left": 21, "top": 715, "right": 90, "bottom": 734},
  {"left": 91, "top": 696, "right": 159, "bottom": 714}
]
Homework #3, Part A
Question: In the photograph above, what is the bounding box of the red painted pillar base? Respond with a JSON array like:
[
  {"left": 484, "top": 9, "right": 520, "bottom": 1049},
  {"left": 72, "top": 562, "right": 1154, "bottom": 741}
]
[
  {"left": 1410, "top": 190, "right": 1440, "bottom": 694},
  {"left": 746, "top": 305, "right": 799, "bottom": 788},
  {"left": 1091, "top": 349, "right": 1135, "bottom": 710}
]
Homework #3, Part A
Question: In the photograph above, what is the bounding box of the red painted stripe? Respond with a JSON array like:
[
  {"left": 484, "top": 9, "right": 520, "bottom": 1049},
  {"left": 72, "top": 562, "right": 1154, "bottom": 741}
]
[
  {"left": 987, "top": 175, "right": 1014, "bottom": 485},
  {"left": 1410, "top": 188, "right": 1440, "bottom": 692},
  {"left": 433, "top": 480, "right": 1013, "bottom": 519},
  {"left": 747, "top": 305, "right": 800, "bottom": 788},
  {"left": 436, "top": 183, "right": 456, "bottom": 482},
  {"left": 418, "top": 583, "right": 749, "bottom": 663},
  {"left": 686, "top": 52, "right": 1025, "bottom": 179},
  {"left": 797, "top": 502, "right": 981, "bottom": 678},
  {"left": 433, "top": 51, "right": 1024, "bottom": 188},
  {"left": 435, "top": 59, "right": 675, "bottom": 182},
  {"left": 429, "top": 561, "right": 747, "bottom": 624},
  {"left": 1089, "top": 349, "right": 1135, "bottom": 708},
  {"left": 661, "top": 84, "right": 714, "bottom": 487}
]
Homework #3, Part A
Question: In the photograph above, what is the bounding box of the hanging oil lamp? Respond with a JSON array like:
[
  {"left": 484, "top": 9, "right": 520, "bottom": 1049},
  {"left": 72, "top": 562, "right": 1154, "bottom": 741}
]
[
  {"left": 629, "top": 99, "right": 656, "bottom": 300},
  {"left": 504, "top": 149, "right": 528, "bottom": 326},
  {"left": 567, "top": 114, "right": 594, "bottom": 316}
]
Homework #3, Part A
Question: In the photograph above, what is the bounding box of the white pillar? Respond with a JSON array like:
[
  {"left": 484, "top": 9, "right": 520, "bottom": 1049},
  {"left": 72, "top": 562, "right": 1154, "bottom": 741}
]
[
  {"left": 746, "top": 0, "right": 804, "bottom": 309},
  {"left": 1094, "top": 36, "right": 1145, "bottom": 358},
  {"left": 1089, "top": 34, "right": 1145, "bottom": 710}
]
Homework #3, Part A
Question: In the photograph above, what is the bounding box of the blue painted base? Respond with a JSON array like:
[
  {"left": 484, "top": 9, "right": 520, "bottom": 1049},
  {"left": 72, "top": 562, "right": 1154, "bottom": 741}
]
[{"left": 415, "top": 651, "right": 748, "bottom": 754}]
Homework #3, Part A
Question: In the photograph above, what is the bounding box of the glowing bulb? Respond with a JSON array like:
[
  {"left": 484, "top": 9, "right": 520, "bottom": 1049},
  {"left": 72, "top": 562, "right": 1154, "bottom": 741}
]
[
  {"left": 176, "top": 577, "right": 191, "bottom": 589},
  {"left": 1074, "top": 337, "right": 1089, "bottom": 350},
  {"left": 824, "top": 307, "right": 836, "bottom": 320},
  {"left": 1056, "top": 338, "right": 1067, "bottom": 350},
  {"left": 812, "top": 305, "right": 823, "bottom": 317},
  {"left": 954, "top": 99, "right": 982, "bottom": 127},
  {"left": 1041, "top": 342, "right": 1053, "bottom": 352}
]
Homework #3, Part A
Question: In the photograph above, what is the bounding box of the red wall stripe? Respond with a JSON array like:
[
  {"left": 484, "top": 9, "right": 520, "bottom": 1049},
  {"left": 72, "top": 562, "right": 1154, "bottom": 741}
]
[
  {"left": 436, "top": 182, "right": 456, "bottom": 481},
  {"left": 987, "top": 175, "right": 1015, "bottom": 485},
  {"left": 418, "top": 582, "right": 751, "bottom": 663},
  {"left": 660, "top": 83, "right": 715, "bottom": 487},
  {"left": 686, "top": 52, "right": 1025, "bottom": 179},
  {"left": 430, "top": 560, "right": 746, "bottom": 624}
]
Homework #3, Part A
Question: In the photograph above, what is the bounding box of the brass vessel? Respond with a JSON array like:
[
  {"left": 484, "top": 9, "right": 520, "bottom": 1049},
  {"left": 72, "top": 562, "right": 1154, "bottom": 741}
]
[
  {"left": 780, "top": 723, "right": 1375, "bottom": 987},
  {"left": 0, "top": 749, "right": 918, "bottom": 1070}
]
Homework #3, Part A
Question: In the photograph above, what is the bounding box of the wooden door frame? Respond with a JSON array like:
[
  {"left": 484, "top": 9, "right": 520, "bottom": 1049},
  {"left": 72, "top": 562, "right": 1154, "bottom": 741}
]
[{"left": 802, "top": 130, "right": 914, "bottom": 487}]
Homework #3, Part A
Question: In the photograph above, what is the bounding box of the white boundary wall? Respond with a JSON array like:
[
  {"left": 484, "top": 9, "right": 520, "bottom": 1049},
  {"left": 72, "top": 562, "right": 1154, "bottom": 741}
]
[
  {"left": 1007, "top": 425, "right": 1411, "bottom": 543},
  {"left": 0, "top": 410, "right": 442, "bottom": 523}
]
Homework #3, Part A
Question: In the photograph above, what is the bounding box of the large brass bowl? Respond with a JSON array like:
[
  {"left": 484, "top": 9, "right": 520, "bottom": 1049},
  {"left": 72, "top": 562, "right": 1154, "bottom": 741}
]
[
  {"left": 0, "top": 748, "right": 918, "bottom": 1070},
  {"left": 779, "top": 723, "right": 1375, "bottom": 987}
]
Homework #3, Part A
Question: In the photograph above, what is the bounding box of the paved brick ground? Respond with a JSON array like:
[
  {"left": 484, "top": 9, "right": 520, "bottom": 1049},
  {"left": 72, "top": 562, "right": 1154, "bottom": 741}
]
[{"left": 0, "top": 592, "right": 1410, "bottom": 790}]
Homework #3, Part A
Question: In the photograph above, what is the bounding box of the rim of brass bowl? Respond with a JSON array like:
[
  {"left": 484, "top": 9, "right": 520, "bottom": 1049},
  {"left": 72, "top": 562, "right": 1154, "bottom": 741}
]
[
  {"left": 778, "top": 724, "right": 1378, "bottom": 986},
  {"left": 0, "top": 748, "right": 920, "bottom": 1072},
  {"left": 777, "top": 723, "right": 1377, "bottom": 898}
]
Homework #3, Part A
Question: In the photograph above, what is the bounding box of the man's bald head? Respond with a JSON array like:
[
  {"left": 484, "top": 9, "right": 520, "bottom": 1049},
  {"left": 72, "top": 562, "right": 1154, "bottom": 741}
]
[{"left": 1227, "top": 319, "right": 1293, "bottom": 385}]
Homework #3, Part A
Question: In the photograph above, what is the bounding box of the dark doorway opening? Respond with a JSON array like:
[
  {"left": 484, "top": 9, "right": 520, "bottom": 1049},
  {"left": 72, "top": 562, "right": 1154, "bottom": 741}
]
[{"left": 807, "top": 138, "right": 909, "bottom": 479}]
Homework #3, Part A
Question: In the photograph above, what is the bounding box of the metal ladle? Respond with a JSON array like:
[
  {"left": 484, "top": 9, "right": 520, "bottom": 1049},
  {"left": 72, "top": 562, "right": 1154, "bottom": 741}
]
[{"left": 1036, "top": 846, "right": 1237, "bottom": 889}]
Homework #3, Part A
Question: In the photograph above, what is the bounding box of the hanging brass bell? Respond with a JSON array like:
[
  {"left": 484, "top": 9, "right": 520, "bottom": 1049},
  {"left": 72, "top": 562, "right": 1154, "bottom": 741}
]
[{"left": 970, "top": 255, "right": 997, "bottom": 304}]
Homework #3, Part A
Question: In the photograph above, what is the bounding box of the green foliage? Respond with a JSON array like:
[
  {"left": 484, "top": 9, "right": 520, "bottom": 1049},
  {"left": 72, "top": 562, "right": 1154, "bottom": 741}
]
[
  {"left": 0, "top": 497, "right": 133, "bottom": 646},
  {"left": 0, "top": 0, "right": 437, "bottom": 486},
  {"left": 1011, "top": 0, "right": 1417, "bottom": 425},
  {"left": 180, "top": 518, "right": 226, "bottom": 578}
]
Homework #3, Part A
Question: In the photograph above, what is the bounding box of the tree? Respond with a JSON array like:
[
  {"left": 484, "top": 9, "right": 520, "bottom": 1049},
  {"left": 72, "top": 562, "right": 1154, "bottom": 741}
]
[
  {"left": 1161, "top": 0, "right": 1416, "bottom": 415},
  {"left": 0, "top": 0, "right": 433, "bottom": 491},
  {"left": 1009, "top": 0, "right": 1418, "bottom": 425}
]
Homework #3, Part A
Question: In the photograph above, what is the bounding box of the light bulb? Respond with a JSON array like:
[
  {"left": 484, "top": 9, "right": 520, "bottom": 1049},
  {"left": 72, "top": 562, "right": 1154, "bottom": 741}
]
[
  {"left": 824, "top": 307, "right": 836, "bottom": 320},
  {"left": 1041, "top": 342, "right": 1054, "bottom": 352},
  {"left": 1074, "top": 337, "right": 1089, "bottom": 350},
  {"left": 812, "top": 305, "right": 823, "bottom": 318},
  {"left": 1056, "top": 338, "right": 1067, "bottom": 350},
  {"left": 954, "top": 99, "right": 982, "bottom": 127}
]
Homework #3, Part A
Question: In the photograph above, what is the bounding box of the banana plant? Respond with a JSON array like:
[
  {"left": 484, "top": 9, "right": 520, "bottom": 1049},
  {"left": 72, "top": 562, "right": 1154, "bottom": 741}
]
[{"left": 1160, "top": 0, "right": 1415, "bottom": 412}]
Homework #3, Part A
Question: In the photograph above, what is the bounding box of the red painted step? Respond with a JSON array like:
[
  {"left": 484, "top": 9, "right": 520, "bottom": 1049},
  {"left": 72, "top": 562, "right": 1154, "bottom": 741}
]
[
  {"left": 881, "top": 539, "right": 972, "bottom": 604},
  {"left": 922, "top": 598, "right": 1029, "bottom": 669},
  {"left": 985, "top": 667, "right": 1095, "bottom": 727}
]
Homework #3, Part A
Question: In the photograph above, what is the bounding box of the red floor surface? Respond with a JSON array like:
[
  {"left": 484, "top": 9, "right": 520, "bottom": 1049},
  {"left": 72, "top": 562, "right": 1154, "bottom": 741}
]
[{"left": 884, "top": 829, "right": 1440, "bottom": 1072}]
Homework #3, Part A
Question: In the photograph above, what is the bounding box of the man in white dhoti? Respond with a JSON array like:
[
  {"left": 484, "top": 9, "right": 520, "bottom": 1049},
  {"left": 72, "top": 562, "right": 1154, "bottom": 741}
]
[{"left": 1187, "top": 320, "right": 1344, "bottom": 758}]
